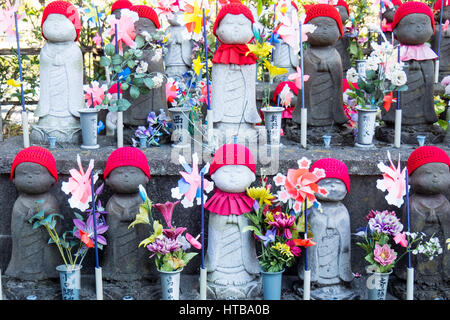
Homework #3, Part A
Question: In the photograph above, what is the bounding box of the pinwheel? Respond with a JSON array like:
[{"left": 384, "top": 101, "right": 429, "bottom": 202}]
[
  {"left": 184, "top": 0, "right": 209, "bottom": 34},
  {"left": 0, "top": 0, "right": 21, "bottom": 39},
  {"left": 376, "top": 151, "right": 407, "bottom": 208},
  {"left": 84, "top": 81, "right": 107, "bottom": 107},
  {"left": 105, "top": 9, "right": 139, "bottom": 54},
  {"left": 288, "top": 66, "right": 310, "bottom": 90}
]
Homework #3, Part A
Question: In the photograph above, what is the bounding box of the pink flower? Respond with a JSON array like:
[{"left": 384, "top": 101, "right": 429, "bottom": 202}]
[
  {"left": 394, "top": 232, "right": 408, "bottom": 248},
  {"left": 288, "top": 66, "right": 310, "bottom": 90},
  {"left": 84, "top": 81, "right": 107, "bottom": 107},
  {"left": 286, "top": 240, "right": 302, "bottom": 256},
  {"left": 376, "top": 151, "right": 407, "bottom": 208},
  {"left": 186, "top": 233, "right": 202, "bottom": 249},
  {"left": 93, "top": 33, "right": 102, "bottom": 48},
  {"left": 153, "top": 201, "right": 181, "bottom": 228},
  {"left": 105, "top": 9, "right": 139, "bottom": 55},
  {"left": 373, "top": 243, "right": 397, "bottom": 266},
  {"left": 166, "top": 79, "right": 178, "bottom": 104},
  {"left": 0, "top": 0, "right": 22, "bottom": 39},
  {"left": 267, "top": 212, "right": 295, "bottom": 239},
  {"left": 163, "top": 227, "right": 186, "bottom": 240}
]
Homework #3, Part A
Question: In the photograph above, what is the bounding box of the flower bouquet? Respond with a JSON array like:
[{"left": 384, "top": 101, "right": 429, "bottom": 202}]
[{"left": 132, "top": 110, "right": 171, "bottom": 147}]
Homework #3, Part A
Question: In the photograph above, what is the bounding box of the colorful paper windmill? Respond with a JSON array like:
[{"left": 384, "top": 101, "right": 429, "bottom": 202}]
[{"left": 376, "top": 151, "right": 407, "bottom": 208}]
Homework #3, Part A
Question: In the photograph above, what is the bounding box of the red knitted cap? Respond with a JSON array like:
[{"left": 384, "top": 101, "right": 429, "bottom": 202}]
[
  {"left": 213, "top": 3, "right": 255, "bottom": 37},
  {"left": 335, "top": 0, "right": 349, "bottom": 15},
  {"left": 310, "top": 158, "right": 350, "bottom": 192},
  {"left": 272, "top": 81, "right": 298, "bottom": 103},
  {"left": 210, "top": 144, "right": 256, "bottom": 175},
  {"left": 390, "top": 0, "right": 403, "bottom": 6},
  {"left": 304, "top": 4, "right": 344, "bottom": 38},
  {"left": 111, "top": 0, "right": 133, "bottom": 14},
  {"left": 41, "top": 1, "right": 81, "bottom": 41},
  {"left": 407, "top": 146, "right": 450, "bottom": 175},
  {"left": 392, "top": 1, "right": 435, "bottom": 33},
  {"left": 104, "top": 147, "right": 151, "bottom": 179},
  {"left": 433, "top": 0, "right": 450, "bottom": 11},
  {"left": 130, "top": 5, "right": 161, "bottom": 29},
  {"left": 11, "top": 146, "right": 58, "bottom": 182}
]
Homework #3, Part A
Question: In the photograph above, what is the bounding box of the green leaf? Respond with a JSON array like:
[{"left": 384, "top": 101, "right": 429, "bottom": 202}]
[
  {"left": 130, "top": 85, "right": 140, "bottom": 99},
  {"left": 135, "top": 35, "right": 145, "bottom": 49},
  {"left": 117, "top": 98, "right": 132, "bottom": 111},
  {"left": 143, "top": 78, "right": 154, "bottom": 89},
  {"left": 120, "top": 82, "right": 129, "bottom": 91},
  {"left": 73, "top": 212, "right": 84, "bottom": 221},
  {"left": 100, "top": 56, "right": 111, "bottom": 68},
  {"left": 32, "top": 220, "right": 42, "bottom": 229},
  {"left": 127, "top": 60, "right": 136, "bottom": 69},
  {"left": 104, "top": 43, "right": 116, "bottom": 56},
  {"left": 242, "top": 225, "right": 262, "bottom": 237},
  {"left": 111, "top": 54, "right": 122, "bottom": 66},
  {"left": 183, "top": 252, "right": 198, "bottom": 265}
]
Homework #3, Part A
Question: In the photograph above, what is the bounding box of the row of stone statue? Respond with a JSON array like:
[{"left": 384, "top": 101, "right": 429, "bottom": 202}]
[{"left": 6, "top": 144, "right": 449, "bottom": 299}]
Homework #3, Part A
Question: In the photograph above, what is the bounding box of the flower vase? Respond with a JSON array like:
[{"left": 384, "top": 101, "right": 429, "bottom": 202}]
[
  {"left": 159, "top": 268, "right": 183, "bottom": 300},
  {"left": 261, "top": 107, "right": 283, "bottom": 146},
  {"left": 355, "top": 106, "right": 378, "bottom": 148},
  {"left": 168, "top": 107, "right": 191, "bottom": 149},
  {"left": 79, "top": 108, "right": 100, "bottom": 149},
  {"left": 366, "top": 266, "right": 392, "bottom": 300},
  {"left": 56, "top": 264, "right": 82, "bottom": 300},
  {"left": 261, "top": 269, "right": 284, "bottom": 300},
  {"left": 139, "top": 136, "right": 147, "bottom": 149},
  {"left": 356, "top": 59, "right": 367, "bottom": 77}
]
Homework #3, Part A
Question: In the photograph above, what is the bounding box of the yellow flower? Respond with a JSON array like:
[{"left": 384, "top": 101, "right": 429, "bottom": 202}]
[
  {"left": 7, "top": 79, "right": 21, "bottom": 87},
  {"left": 138, "top": 220, "right": 163, "bottom": 247},
  {"left": 446, "top": 238, "right": 450, "bottom": 250},
  {"left": 264, "top": 211, "right": 274, "bottom": 224},
  {"left": 128, "top": 202, "right": 152, "bottom": 229},
  {"left": 246, "top": 186, "right": 274, "bottom": 207},
  {"left": 192, "top": 55, "right": 203, "bottom": 76},
  {"left": 246, "top": 42, "right": 274, "bottom": 59},
  {"left": 263, "top": 60, "right": 288, "bottom": 79},
  {"left": 168, "top": 256, "right": 184, "bottom": 270},
  {"left": 273, "top": 242, "right": 293, "bottom": 258}
]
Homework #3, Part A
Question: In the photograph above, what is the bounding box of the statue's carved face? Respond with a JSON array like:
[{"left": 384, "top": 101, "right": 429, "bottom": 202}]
[
  {"left": 135, "top": 17, "right": 157, "bottom": 35},
  {"left": 13, "top": 162, "right": 56, "bottom": 194},
  {"left": 393, "top": 13, "right": 433, "bottom": 45},
  {"left": 42, "top": 14, "right": 77, "bottom": 42},
  {"left": 335, "top": 6, "right": 349, "bottom": 24},
  {"left": 211, "top": 165, "right": 256, "bottom": 193},
  {"left": 167, "top": 11, "right": 185, "bottom": 26},
  {"left": 215, "top": 14, "right": 253, "bottom": 44},
  {"left": 315, "top": 178, "right": 347, "bottom": 202},
  {"left": 382, "top": 6, "right": 399, "bottom": 23},
  {"left": 106, "top": 166, "right": 149, "bottom": 194},
  {"left": 410, "top": 162, "right": 450, "bottom": 195},
  {"left": 434, "top": 6, "right": 450, "bottom": 22},
  {"left": 307, "top": 16, "right": 340, "bottom": 46}
]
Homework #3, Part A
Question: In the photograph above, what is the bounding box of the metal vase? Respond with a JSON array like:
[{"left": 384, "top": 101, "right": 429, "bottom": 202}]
[
  {"left": 356, "top": 59, "right": 367, "bottom": 77},
  {"left": 261, "top": 107, "right": 283, "bottom": 146},
  {"left": 355, "top": 106, "right": 378, "bottom": 147},
  {"left": 366, "top": 266, "right": 392, "bottom": 300},
  {"left": 79, "top": 108, "right": 100, "bottom": 149},
  {"left": 261, "top": 269, "right": 284, "bottom": 300},
  {"left": 56, "top": 264, "right": 82, "bottom": 300},
  {"left": 159, "top": 268, "right": 183, "bottom": 300},
  {"left": 168, "top": 107, "right": 191, "bottom": 148}
]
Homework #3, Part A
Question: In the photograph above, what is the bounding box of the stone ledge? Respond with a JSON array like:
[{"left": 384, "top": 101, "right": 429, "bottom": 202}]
[{"left": 1, "top": 135, "right": 448, "bottom": 177}]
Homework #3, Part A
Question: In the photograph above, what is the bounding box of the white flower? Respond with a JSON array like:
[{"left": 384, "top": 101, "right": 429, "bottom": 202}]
[
  {"left": 390, "top": 70, "right": 407, "bottom": 86},
  {"left": 365, "top": 56, "right": 379, "bottom": 71},
  {"left": 140, "top": 31, "right": 151, "bottom": 42},
  {"left": 151, "top": 48, "right": 162, "bottom": 62},
  {"left": 136, "top": 61, "right": 148, "bottom": 74},
  {"left": 152, "top": 73, "right": 164, "bottom": 88},
  {"left": 346, "top": 67, "right": 359, "bottom": 83}
]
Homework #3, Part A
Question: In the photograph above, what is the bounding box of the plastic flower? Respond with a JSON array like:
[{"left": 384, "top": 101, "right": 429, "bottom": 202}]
[
  {"left": 346, "top": 68, "right": 359, "bottom": 83},
  {"left": 6, "top": 79, "right": 21, "bottom": 87},
  {"left": 246, "top": 42, "right": 274, "bottom": 59},
  {"left": 368, "top": 211, "right": 403, "bottom": 236},
  {"left": 257, "top": 228, "right": 276, "bottom": 247},
  {"left": 288, "top": 66, "right": 310, "bottom": 90},
  {"left": 105, "top": 9, "right": 139, "bottom": 54},
  {"left": 382, "top": 92, "right": 396, "bottom": 112},
  {"left": 155, "top": 0, "right": 179, "bottom": 19},
  {"left": 393, "top": 232, "right": 408, "bottom": 248},
  {"left": 263, "top": 60, "right": 288, "bottom": 79},
  {"left": 267, "top": 212, "right": 295, "bottom": 239},
  {"left": 61, "top": 155, "right": 97, "bottom": 212},
  {"left": 186, "top": 233, "right": 202, "bottom": 249},
  {"left": 273, "top": 242, "right": 294, "bottom": 258},
  {"left": 183, "top": 0, "right": 208, "bottom": 34},
  {"left": 84, "top": 81, "right": 107, "bottom": 107},
  {"left": 293, "top": 238, "right": 316, "bottom": 247},
  {"left": 0, "top": 0, "right": 22, "bottom": 39},
  {"left": 139, "top": 220, "right": 164, "bottom": 247},
  {"left": 93, "top": 32, "right": 102, "bottom": 47},
  {"left": 166, "top": 79, "right": 179, "bottom": 104},
  {"left": 373, "top": 243, "right": 397, "bottom": 266},
  {"left": 163, "top": 227, "right": 187, "bottom": 240},
  {"left": 73, "top": 213, "right": 109, "bottom": 247},
  {"left": 279, "top": 84, "right": 294, "bottom": 107},
  {"left": 276, "top": 10, "right": 300, "bottom": 52},
  {"left": 146, "top": 236, "right": 181, "bottom": 257},
  {"left": 153, "top": 201, "right": 180, "bottom": 228},
  {"left": 376, "top": 151, "right": 407, "bottom": 208},
  {"left": 246, "top": 186, "right": 274, "bottom": 208},
  {"left": 192, "top": 55, "right": 203, "bottom": 76},
  {"left": 286, "top": 239, "right": 302, "bottom": 256},
  {"left": 167, "top": 255, "right": 184, "bottom": 269}
]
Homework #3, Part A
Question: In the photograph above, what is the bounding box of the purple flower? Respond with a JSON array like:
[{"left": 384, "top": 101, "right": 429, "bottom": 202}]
[
  {"left": 257, "top": 228, "right": 276, "bottom": 247},
  {"left": 368, "top": 211, "right": 403, "bottom": 236},
  {"left": 147, "top": 111, "right": 157, "bottom": 125},
  {"left": 163, "top": 227, "right": 187, "bottom": 240},
  {"left": 135, "top": 126, "right": 150, "bottom": 138},
  {"left": 146, "top": 237, "right": 181, "bottom": 257},
  {"left": 268, "top": 212, "right": 296, "bottom": 239},
  {"left": 73, "top": 213, "right": 109, "bottom": 246}
]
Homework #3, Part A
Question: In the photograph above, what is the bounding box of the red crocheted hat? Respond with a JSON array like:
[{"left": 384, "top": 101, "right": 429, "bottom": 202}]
[
  {"left": 130, "top": 5, "right": 161, "bottom": 29},
  {"left": 392, "top": 1, "right": 435, "bottom": 33},
  {"left": 111, "top": 0, "right": 133, "bottom": 14},
  {"left": 390, "top": 0, "right": 403, "bottom": 7},
  {"left": 104, "top": 147, "right": 151, "bottom": 179},
  {"left": 433, "top": 0, "right": 450, "bottom": 11},
  {"left": 213, "top": 3, "right": 255, "bottom": 37},
  {"left": 41, "top": 1, "right": 81, "bottom": 41},
  {"left": 407, "top": 146, "right": 450, "bottom": 175},
  {"left": 310, "top": 158, "right": 350, "bottom": 193},
  {"left": 210, "top": 144, "right": 256, "bottom": 175},
  {"left": 272, "top": 81, "right": 298, "bottom": 103},
  {"left": 11, "top": 146, "right": 58, "bottom": 181},
  {"left": 304, "top": 4, "right": 344, "bottom": 38},
  {"left": 335, "top": 0, "right": 350, "bottom": 15}
]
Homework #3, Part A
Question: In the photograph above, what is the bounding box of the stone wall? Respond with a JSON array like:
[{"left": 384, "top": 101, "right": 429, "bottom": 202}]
[{"left": 1, "top": 135, "right": 449, "bottom": 282}]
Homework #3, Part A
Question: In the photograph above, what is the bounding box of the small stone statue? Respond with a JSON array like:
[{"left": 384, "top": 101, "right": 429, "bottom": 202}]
[
  {"left": 334, "top": 0, "right": 352, "bottom": 73},
  {"left": 123, "top": 5, "right": 167, "bottom": 128},
  {"left": 204, "top": 144, "right": 261, "bottom": 299},
  {"left": 102, "top": 147, "right": 152, "bottom": 281},
  {"left": 110, "top": 0, "right": 133, "bottom": 19},
  {"left": 211, "top": 3, "right": 262, "bottom": 143},
  {"left": 6, "top": 147, "right": 60, "bottom": 280},
  {"left": 298, "top": 158, "right": 355, "bottom": 300},
  {"left": 292, "top": 4, "right": 348, "bottom": 128},
  {"left": 431, "top": 0, "right": 450, "bottom": 81},
  {"left": 272, "top": 1, "right": 300, "bottom": 81},
  {"left": 31, "top": 1, "right": 84, "bottom": 145},
  {"left": 164, "top": 9, "right": 193, "bottom": 78},
  {"left": 394, "top": 146, "right": 450, "bottom": 300},
  {"left": 383, "top": 2, "right": 438, "bottom": 128},
  {"left": 381, "top": 0, "right": 402, "bottom": 44}
]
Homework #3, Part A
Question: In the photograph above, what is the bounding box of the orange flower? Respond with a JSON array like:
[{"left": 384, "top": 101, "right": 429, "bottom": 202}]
[{"left": 293, "top": 238, "right": 316, "bottom": 247}]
